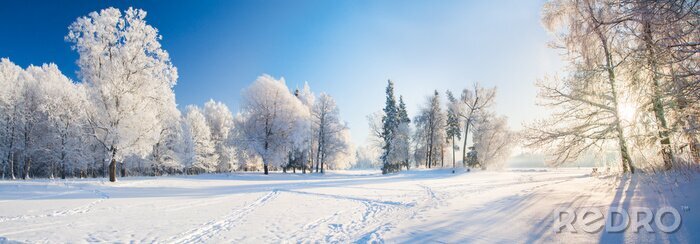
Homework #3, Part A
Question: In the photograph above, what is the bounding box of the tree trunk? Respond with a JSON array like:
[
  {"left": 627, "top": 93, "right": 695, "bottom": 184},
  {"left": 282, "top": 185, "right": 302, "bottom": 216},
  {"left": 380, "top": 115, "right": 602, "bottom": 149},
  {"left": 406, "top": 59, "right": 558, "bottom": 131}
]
[
  {"left": 6, "top": 117, "right": 15, "bottom": 180},
  {"left": 264, "top": 164, "right": 269, "bottom": 175},
  {"left": 22, "top": 157, "right": 31, "bottom": 180},
  {"left": 426, "top": 145, "right": 431, "bottom": 169},
  {"left": 600, "top": 29, "right": 635, "bottom": 174},
  {"left": 320, "top": 150, "right": 326, "bottom": 174},
  {"left": 688, "top": 132, "right": 700, "bottom": 163},
  {"left": 59, "top": 150, "right": 66, "bottom": 180},
  {"left": 315, "top": 142, "right": 321, "bottom": 173},
  {"left": 462, "top": 120, "right": 470, "bottom": 165},
  {"left": 425, "top": 146, "right": 429, "bottom": 168},
  {"left": 642, "top": 20, "right": 674, "bottom": 170},
  {"left": 8, "top": 152, "right": 15, "bottom": 180},
  {"left": 316, "top": 119, "right": 325, "bottom": 173},
  {"left": 310, "top": 150, "right": 315, "bottom": 173},
  {"left": 109, "top": 158, "right": 117, "bottom": 182},
  {"left": 49, "top": 161, "right": 54, "bottom": 179},
  {"left": 452, "top": 136, "right": 456, "bottom": 173},
  {"left": 441, "top": 143, "right": 444, "bottom": 168},
  {"left": 61, "top": 162, "right": 66, "bottom": 180},
  {"left": 120, "top": 162, "right": 126, "bottom": 177},
  {"left": 616, "top": 125, "right": 635, "bottom": 174}
]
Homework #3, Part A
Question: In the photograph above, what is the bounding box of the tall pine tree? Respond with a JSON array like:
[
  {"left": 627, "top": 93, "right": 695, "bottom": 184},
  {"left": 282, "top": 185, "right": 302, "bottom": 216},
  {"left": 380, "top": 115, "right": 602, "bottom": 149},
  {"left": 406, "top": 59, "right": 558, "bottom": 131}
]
[
  {"left": 398, "top": 96, "right": 410, "bottom": 124},
  {"left": 381, "top": 80, "right": 399, "bottom": 174},
  {"left": 395, "top": 96, "right": 412, "bottom": 170},
  {"left": 446, "top": 90, "right": 462, "bottom": 173}
]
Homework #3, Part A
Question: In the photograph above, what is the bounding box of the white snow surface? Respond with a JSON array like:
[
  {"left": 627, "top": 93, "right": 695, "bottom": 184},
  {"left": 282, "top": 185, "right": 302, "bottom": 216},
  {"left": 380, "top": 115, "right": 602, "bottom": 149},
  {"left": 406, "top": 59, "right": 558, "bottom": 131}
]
[{"left": 0, "top": 168, "right": 698, "bottom": 243}]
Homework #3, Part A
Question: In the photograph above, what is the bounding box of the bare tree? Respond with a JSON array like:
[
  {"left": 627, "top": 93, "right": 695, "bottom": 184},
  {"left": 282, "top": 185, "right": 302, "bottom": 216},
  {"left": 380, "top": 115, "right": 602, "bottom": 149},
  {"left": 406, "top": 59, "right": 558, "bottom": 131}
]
[
  {"left": 457, "top": 83, "right": 495, "bottom": 165},
  {"left": 414, "top": 91, "right": 446, "bottom": 168},
  {"left": 312, "top": 93, "right": 347, "bottom": 173},
  {"left": 530, "top": 0, "right": 636, "bottom": 173}
]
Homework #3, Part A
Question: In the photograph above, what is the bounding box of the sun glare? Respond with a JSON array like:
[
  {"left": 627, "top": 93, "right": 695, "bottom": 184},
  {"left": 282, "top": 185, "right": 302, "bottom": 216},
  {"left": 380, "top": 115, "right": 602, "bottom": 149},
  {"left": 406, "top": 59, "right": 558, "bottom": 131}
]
[{"left": 618, "top": 102, "right": 636, "bottom": 122}]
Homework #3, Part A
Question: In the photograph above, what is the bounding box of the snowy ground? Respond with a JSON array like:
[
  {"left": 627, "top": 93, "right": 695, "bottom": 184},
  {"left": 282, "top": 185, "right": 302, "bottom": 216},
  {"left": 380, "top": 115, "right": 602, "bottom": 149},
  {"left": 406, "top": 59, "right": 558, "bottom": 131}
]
[{"left": 0, "top": 168, "right": 698, "bottom": 243}]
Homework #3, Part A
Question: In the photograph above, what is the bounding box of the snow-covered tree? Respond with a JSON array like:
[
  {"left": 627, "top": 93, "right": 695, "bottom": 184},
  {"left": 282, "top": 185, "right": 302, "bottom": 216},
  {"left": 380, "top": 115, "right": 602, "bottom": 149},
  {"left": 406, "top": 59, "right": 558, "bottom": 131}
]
[
  {"left": 230, "top": 113, "right": 264, "bottom": 172},
  {"left": 183, "top": 106, "right": 218, "bottom": 173},
  {"left": 379, "top": 80, "right": 401, "bottom": 174},
  {"left": 204, "top": 99, "right": 235, "bottom": 172},
  {"left": 354, "top": 145, "right": 381, "bottom": 169},
  {"left": 324, "top": 128, "right": 356, "bottom": 170},
  {"left": 16, "top": 64, "right": 47, "bottom": 179},
  {"left": 312, "top": 93, "right": 352, "bottom": 173},
  {"left": 529, "top": 0, "right": 639, "bottom": 173},
  {"left": 414, "top": 90, "right": 446, "bottom": 168},
  {"left": 234, "top": 74, "right": 308, "bottom": 174},
  {"left": 613, "top": 0, "right": 699, "bottom": 168},
  {"left": 66, "top": 7, "right": 178, "bottom": 181},
  {"left": 145, "top": 71, "right": 183, "bottom": 175},
  {"left": 149, "top": 117, "right": 185, "bottom": 175},
  {"left": 445, "top": 90, "right": 462, "bottom": 171},
  {"left": 0, "top": 58, "right": 27, "bottom": 179},
  {"left": 294, "top": 83, "right": 316, "bottom": 173},
  {"left": 389, "top": 96, "right": 412, "bottom": 170},
  {"left": 457, "top": 83, "right": 496, "bottom": 166},
  {"left": 34, "top": 63, "right": 88, "bottom": 179},
  {"left": 472, "top": 113, "right": 517, "bottom": 170}
]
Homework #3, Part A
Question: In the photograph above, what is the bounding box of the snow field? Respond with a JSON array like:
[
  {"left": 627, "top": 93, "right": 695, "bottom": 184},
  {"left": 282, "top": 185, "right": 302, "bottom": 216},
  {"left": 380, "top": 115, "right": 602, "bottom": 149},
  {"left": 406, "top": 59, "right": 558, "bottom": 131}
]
[{"left": 0, "top": 168, "right": 698, "bottom": 243}]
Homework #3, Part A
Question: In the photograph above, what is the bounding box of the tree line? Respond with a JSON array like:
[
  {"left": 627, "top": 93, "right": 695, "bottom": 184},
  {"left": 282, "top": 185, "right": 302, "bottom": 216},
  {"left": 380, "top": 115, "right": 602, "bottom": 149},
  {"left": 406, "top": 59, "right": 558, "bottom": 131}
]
[
  {"left": 370, "top": 80, "right": 518, "bottom": 174},
  {"left": 0, "top": 7, "right": 354, "bottom": 181},
  {"left": 526, "top": 0, "right": 699, "bottom": 173}
]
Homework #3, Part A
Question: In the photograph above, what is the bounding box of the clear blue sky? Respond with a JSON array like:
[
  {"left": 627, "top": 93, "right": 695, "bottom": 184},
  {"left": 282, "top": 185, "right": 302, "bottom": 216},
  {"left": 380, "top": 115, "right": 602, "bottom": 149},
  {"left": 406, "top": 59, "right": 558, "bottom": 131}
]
[{"left": 0, "top": 0, "right": 564, "bottom": 147}]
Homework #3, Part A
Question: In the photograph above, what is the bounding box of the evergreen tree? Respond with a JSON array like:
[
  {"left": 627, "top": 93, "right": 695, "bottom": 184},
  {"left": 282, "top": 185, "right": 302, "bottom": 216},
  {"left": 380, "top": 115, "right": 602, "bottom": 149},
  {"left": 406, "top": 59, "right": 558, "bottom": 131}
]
[
  {"left": 393, "top": 96, "right": 412, "bottom": 170},
  {"left": 380, "top": 80, "right": 400, "bottom": 174},
  {"left": 446, "top": 90, "right": 462, "bottom": 172},
  {"left": 398, "top": 96, "right": 410, "bottom": 124}
]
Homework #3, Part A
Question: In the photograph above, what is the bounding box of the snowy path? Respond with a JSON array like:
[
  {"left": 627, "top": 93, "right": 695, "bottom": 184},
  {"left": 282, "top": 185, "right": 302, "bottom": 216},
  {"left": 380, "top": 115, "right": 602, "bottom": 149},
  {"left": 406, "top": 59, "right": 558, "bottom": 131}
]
[{"left": 0, "top": 168, "right": 698, "bottom": 243}]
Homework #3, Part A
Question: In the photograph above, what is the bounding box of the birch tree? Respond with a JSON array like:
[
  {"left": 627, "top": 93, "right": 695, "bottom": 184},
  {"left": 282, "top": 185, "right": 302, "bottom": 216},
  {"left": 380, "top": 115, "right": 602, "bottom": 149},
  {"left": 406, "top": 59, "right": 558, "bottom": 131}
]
[
  {"left": 622, "top": 0, "right": 699, "bottom": 167},
  {"left": 414, "top": 91, "right": 446, "bottom": 168},
  {"left": 529, "top": 0, "right": 636, "bottom": 173},
  {"left": 312, "top": 93, "right": 352, "bottom": 173},
  {"left": 472, "top": 112, "right": 517, "bottom": 170},
  {"left": 457, "top": 83, "right": 496, "bottom": 166}
]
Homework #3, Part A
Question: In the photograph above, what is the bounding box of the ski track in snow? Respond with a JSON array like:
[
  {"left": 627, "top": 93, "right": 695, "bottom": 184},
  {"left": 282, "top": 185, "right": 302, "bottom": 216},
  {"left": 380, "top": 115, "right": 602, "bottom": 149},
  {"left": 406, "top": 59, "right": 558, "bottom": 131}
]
[
  {"left": 1, "top": 169, "right": 649, "bottom": 243},
  {"left": 0, "top": 184, "right": 110, "bottom": 223},
  {"left": 280, "top": 189, "right": 399, "bottom": 243},
  {"left": 168, "top": 190, "right": 280, "bottom": 244},
  {"left": 288, "top": 210, "right": 344, "bottom": 242},
  {"left": 282, "top": 173, "right": 578, "bottom": 243}
]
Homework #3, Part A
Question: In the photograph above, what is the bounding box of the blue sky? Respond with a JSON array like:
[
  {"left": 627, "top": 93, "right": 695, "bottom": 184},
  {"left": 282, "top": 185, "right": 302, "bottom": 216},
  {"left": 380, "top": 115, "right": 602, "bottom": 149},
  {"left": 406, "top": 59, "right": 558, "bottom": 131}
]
[{"left": 0, "top": 0, "right": 564, "bottom": 147}]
